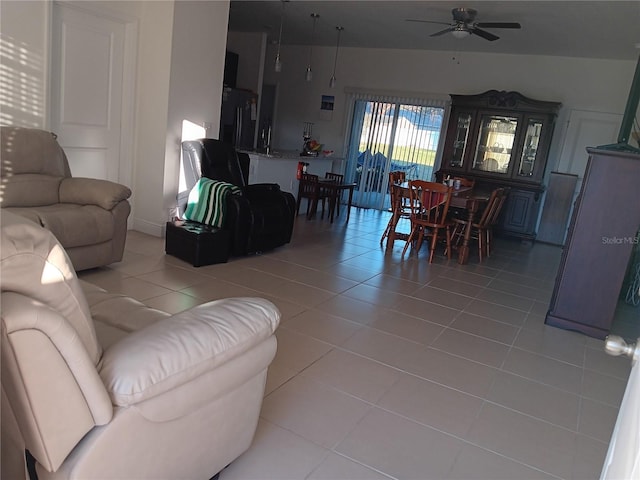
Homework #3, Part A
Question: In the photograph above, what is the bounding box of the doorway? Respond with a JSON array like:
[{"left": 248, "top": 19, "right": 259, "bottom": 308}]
[{"left": 345, "top": 99, "right": 445, "bottom": 210}]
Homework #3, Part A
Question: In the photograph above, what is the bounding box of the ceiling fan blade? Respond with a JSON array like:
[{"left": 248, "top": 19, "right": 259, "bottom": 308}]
[
  {"left": 430, "top": 27, "right": 455, "bottom": 37},
  {"left": 405, "top": 19, "right": 451, "bottom": 26},
  {"left": 471, "top": 28, "right": 500, "bottom": 41},
  {"left": 475, "top": 22, "right": 521, "bottom": 29}
]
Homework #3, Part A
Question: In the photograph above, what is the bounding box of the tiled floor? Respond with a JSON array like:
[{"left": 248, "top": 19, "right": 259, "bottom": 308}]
[{"left": 79, "top": 208, "right": 637, "bottom": 480}]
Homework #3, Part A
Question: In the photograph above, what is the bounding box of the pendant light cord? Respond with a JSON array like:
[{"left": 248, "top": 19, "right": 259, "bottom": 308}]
[{"left": 332, "top": 27, "right": 343, "bottom": 75}]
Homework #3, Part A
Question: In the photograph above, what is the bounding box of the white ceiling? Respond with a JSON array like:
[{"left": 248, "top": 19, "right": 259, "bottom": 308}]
[{"left": 228, "top": 1, "right": 640, "bottom": 61}]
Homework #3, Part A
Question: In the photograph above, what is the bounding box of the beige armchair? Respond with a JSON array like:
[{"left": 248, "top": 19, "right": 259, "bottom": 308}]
[
  {"left": 0, "top": 126, "right": 131, "bottom": 271},
  {"left": 1, "top": 211, "right": 279, "bottom": 479}
]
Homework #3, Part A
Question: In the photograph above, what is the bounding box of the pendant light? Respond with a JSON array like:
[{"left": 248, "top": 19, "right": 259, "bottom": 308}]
[
  {"left": 329, "top": 26, "right": 344, "bottom": 88},
  {"left": 274, "top": 0, "right": 286, "bottom": 72},
  {"left": 305, "top": 13, "right": 319, "bottom": 82}
]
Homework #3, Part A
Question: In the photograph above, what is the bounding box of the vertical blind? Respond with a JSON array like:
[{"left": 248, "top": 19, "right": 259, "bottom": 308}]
[{"left": 343, "top": 89, "right": 449, "bottom": 209}]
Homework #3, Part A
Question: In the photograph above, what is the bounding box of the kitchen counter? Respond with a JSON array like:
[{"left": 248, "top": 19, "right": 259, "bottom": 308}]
[{"left": 243, "top": 150, "right": 344, "bottom": 195}]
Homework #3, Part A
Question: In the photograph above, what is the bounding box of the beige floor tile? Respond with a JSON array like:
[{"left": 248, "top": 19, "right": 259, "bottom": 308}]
[
  {"left": 137, "top": 265, "right": 213, "bottom": 290},
  {"left": 513, "top": 325, "right": 587, "bottom": 367},
  {"left": 264, "top": 363, "right": 298, "bottom": 396},
  {"left": 474, "top": 287, "right": 535, "bottom": 312},
  {"left": 299, "top": 349, "right": 401, "bottom": 403},
  {"left": 502, "top": 347, "right": 583, "bottom": 394},
  {"left": 571, "top": 434, "right": 609, "bottom": 480},
  {"left": 307, "top": 452, "right": 393, "bottom": 480},
  {"left": 377, "top": 373, "right": 484, "bottom": 437},
  {"left": 579, "top": 398, "right": 619, "bottom": 443},
  {"left": 261, "top": 375, "right": 371, "bottom": 448},
  {"left": 335, "top": 407, "right": 464, "bottom": 479},
  {"left": 487, "top": 277, "right": 545, "bottom": 298},
  {"left": 430, "top": 328, "right": 511, "bottom": 368},
  {"left": 180, "top": 278, "right": 262, "bottom": 302},
  {"left": 463, "top": 299, "right": 528, "bottom": 326},
  {"left": 584, "top": 345, "right": 632, "bottom": 380},
  {"left": 143, "top": 291, "right": 205, "bottom": 314},
  {"left": 393, "top": 347, "right": 499, "bottom": 398},
  {"left": 270, "top": 328, "right": 333, "bottom": 375},
  {"left": 521, "top": 312, "right": 548, "bottom": 332},
  {"left": 340, "top": 326, "right": 425, "bottom": 366},
  {"left": 342, "top": 283, "right": 408, "bottom": 308},
  {"left": 465, "top": 403, "right": 577, "bottom": 479},
  {"left": 369, "top": 310, "right": 445, "bottom": 345},
  {"left": 581, "top": 369, "right": 627, "bottom": 407},
  {"left": 219, "top": 419, "right": 327, "bottom": 480},
  {"left": 92, "top": 276, "right": 173, "bottom": 301},
  {"left": 410, "top": 285, "right": 474, "bottom": 310},
  {"left": 427, "top": 276, "right": 485, "bottom": 297},
  {"left": 314, "top": 295, "right": 383, "bottom": 326},
  {"left": 392, "top": 295, "right": 460, "bottom": 326},
  {"left": 281, "top": 309, "right": 363, "bottom": 346},
  {"left": 363, "top": 273, "right": 423, "bottom": 295},
  {"left": 487, "top": 371, "right": 580, "bottom": 430},
  {"left": 447, "top": 444, "right": 557, "bottom": 480},
  {"left": 437, "top": 267, "right": 496, "bottom": 286},
  {"left": 451, "top": 312, "right": 520, "bottom": 344}
]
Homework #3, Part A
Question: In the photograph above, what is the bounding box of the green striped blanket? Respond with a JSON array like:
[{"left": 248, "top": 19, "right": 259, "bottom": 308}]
[{"left": 183, "top": 178, "right": 242, "bottom": 228}]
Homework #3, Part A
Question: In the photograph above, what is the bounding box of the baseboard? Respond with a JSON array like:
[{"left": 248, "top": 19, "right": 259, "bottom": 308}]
[{"left": 132, "top": 217, "right": 165, "bottom": 237}]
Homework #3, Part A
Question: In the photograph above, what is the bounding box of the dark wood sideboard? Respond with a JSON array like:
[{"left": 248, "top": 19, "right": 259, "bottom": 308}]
[{"left": 545, "top": 147, "right": 640, "bottom": 339}]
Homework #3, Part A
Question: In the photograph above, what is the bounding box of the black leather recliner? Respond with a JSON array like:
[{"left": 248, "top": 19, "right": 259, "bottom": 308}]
[{"left": 181, "top": 139, "right": 296, "bottom": 256}]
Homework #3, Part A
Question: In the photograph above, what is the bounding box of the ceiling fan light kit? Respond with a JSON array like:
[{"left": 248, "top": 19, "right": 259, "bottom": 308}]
[{"left": 451, "top": 27, "right": 471, "bottom": 39}]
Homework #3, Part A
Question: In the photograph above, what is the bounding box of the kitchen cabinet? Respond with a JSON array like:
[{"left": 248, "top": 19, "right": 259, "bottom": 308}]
[{"left": 437, "top": 90, "right": 561, "bottom": 240}]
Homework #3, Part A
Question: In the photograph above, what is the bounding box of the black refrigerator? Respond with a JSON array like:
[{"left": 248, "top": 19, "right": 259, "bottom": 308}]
[{"left": 220, "top": 88, "right": 258, "bottom": 151}]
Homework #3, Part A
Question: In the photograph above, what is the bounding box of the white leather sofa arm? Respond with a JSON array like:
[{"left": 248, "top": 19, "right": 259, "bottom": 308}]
[
  {"left": 59, "top": 177, "right": 132, "bottom": 211},
  {"left": 99, "top": 297, "right": 280, "bottom": 407},
  {"left": 1, "top": 292, "right": 113, "bottom": 472}
]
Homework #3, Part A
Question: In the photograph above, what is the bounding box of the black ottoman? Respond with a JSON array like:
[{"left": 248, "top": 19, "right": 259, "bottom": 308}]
[{"left": 165, "top": 220, "right": 230, "bottom": 267}]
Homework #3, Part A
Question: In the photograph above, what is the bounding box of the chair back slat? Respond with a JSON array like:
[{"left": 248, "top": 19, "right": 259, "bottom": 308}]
[
  {"left": 408, "top": 180, "right": 452, "bottom": 226},
  {"left": 325, "top": 172, "right": 344, "bottom": 182},
  {"left": 299, "top": 173, "right": 320, "bottom": 196},
  {"left": 477, "top": 187, "right": 508, "bottom": 227}
]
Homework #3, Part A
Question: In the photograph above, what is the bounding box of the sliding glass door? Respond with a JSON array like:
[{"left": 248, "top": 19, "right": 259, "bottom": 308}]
[{"left": 345, "top": 97, "right": 445, "bottom": 210}]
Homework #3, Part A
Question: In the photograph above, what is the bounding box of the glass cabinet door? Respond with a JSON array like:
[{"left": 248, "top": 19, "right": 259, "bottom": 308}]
[
  {"left": 472, "top": 114, "right": 518, "bottom": 175},
  {"left": 449, "top": 113, "right": 472, "bottom": 168},
  {"left": 517, "top": 119, "right": 543, "bottom": 177}
]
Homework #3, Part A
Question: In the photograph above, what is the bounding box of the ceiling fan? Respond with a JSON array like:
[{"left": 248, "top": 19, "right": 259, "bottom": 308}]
[{"left": 406, "top": 7, "right": 521, "bottom": 41}]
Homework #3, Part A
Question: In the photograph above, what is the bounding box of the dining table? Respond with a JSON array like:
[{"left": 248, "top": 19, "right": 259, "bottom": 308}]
[
  {"left": 318, "top": 178, "right": 357, "bottom": 223},
  {"left": 386, "top": 181, "right": 490, "bottom": 264}
]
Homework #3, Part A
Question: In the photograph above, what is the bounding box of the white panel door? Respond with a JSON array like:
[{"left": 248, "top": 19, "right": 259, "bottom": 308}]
[
  {"left": 51, "top": 3, "right": 125, "bottom": 182},
  {"left": 557, "top": 109, "right": 622, "bottom": 187}
]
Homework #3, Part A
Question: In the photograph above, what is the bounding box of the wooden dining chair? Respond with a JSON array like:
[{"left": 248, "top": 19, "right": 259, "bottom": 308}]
[
  {"left": 296, "top": 173, "right": 330, "bottom": 220},
  {"left": 325, "top": 172, "right": 344, "bottom": 218},
  {"left": 450, "top": 187, "right": 508, "bottom": 261},
  {"left": 401, "top": 180, "right": 453, "bottom": 263},
  {"left": 380, "top": 171, "right": 410, "bottom": 246}
]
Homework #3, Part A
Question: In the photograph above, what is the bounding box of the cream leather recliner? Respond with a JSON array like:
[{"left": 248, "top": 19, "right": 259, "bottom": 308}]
[
  {"left": 0, "top": 126, "right": 132, "bottom": 271},
  {"left": 0, "top": 210, "right": 279, "bottom": 479}
]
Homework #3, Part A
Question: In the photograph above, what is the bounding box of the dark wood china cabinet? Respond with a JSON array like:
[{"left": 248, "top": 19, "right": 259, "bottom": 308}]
[{"left": 437, "top": 90, "right": 561, "bottom": 240}]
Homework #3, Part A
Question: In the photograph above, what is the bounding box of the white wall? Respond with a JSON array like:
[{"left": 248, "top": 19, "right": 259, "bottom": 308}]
[
  {"left": 0, "top": 0, "right": 50, "bottom": 128},
  {"left": 261, "top": 42, "right": 637, "bottom": 174},
  {"left": 161, "top": 0, "right": 229, "bottom": 230},
  {"left": 226, "top": 31, "right": 265, "bottom": 93}
]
